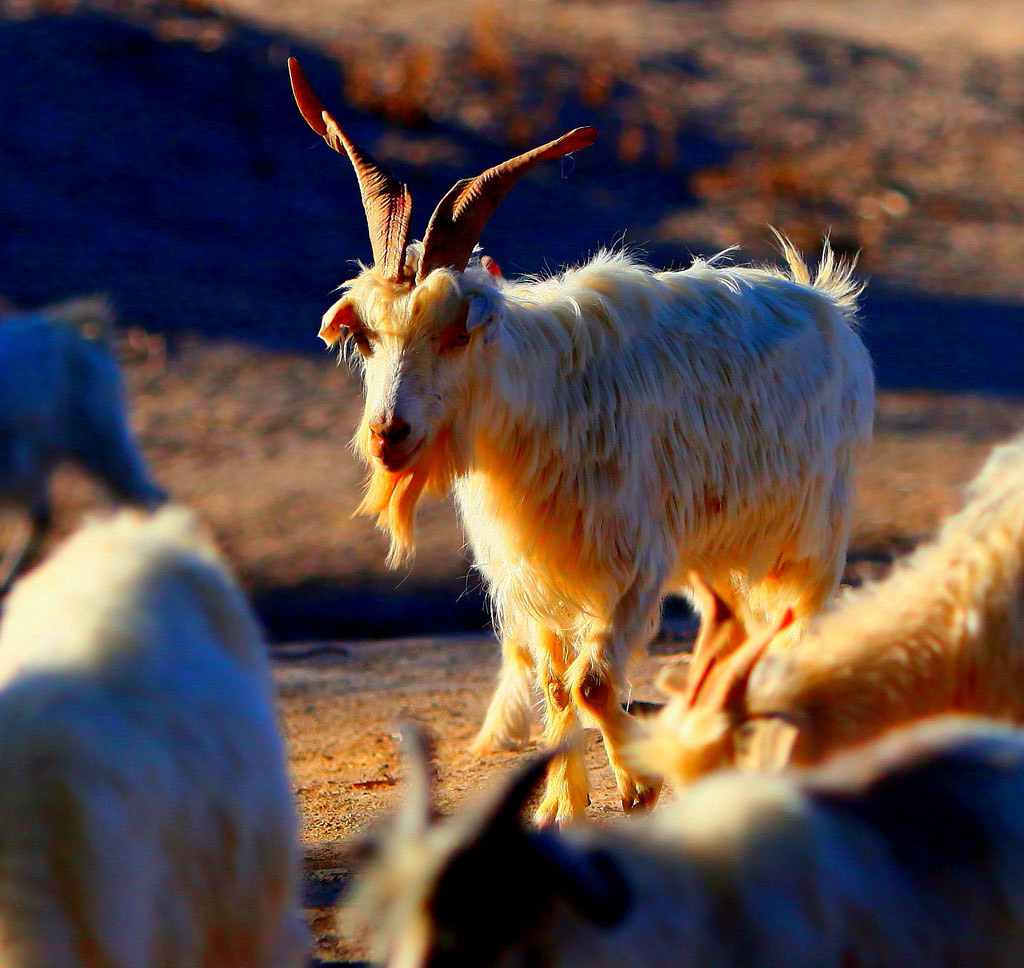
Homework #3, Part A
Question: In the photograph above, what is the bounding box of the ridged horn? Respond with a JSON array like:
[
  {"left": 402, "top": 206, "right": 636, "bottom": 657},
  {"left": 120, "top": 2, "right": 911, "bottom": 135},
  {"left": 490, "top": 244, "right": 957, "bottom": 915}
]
[
  {"left": 698, "top": 608, "right": 795, "bottom": 721},
  {"left": 288, "top": 57, "right": 413, "bottom": 283},
  {"left": 418, "top": 126, "right": 597, "bottom": 282}
]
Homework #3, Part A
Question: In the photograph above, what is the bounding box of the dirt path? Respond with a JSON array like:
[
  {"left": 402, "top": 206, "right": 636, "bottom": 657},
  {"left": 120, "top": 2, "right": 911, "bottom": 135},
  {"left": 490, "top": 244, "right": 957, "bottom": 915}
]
[{"left": 276, "top": 630, "right": 686, "bottom": 964}]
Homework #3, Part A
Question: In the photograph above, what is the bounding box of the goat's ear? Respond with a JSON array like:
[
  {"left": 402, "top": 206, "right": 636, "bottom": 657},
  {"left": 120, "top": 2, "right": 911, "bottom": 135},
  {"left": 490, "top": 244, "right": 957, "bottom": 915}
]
[
  {"left": 471, "top": 747, "right": 558, "bottom": 837},
  {"left": 688, "top": 570, "right": 728, "bottom": 624},
  {"left": 683, "top": 571, "right": 747, "bottom": 707},
  {"left": 395, "top": 722, "right": 438, "bottom": 835},
  {"left": 443, "top": 751, "right": 630, "bottom": 928},
  {"left": 319, "top": 295, "right": 355, "bottom": 347},
  {"left": 697, "top": 607, "right": 793, "bottom": 723},
  {"left": 429, "top": 749, "right": 556, "bottom": 907},
  {"left": 465, "top": 293, "right": 503, "bottom": 345},
  {"left": 480, "top": 254, "right": 503, "bottom": 279}
]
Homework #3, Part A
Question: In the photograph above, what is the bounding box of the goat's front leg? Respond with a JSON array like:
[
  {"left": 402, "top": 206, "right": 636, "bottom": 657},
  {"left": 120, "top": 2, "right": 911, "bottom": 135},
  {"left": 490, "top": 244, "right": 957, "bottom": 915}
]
[
  {"left": 0, "top": 500, "right": 51, "bottom": 597},
  {"left": 569, "top": 579, "right": 664, "bottom": 814},
  {"left": 471, "top": 623, "right": 536, "bottom": 754},
  {"left": 534, "top": 627, "right": 589, "bottom": 827}
]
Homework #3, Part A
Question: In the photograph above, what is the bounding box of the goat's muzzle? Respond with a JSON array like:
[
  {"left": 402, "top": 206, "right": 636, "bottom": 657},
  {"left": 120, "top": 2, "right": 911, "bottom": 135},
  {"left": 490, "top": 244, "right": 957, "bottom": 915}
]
[{"left": 369, "top": 417, "right": 422, "bottom": 471}]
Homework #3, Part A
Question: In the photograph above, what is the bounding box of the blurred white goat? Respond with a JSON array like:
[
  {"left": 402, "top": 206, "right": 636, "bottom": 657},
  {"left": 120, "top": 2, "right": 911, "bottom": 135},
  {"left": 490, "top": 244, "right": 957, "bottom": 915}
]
[
  {"left": 355, "top": 717, "right": 1024, "bottom": 968},
  {"left": 0, "top": 295, "right": 165, "bottom": 594},
  {"left": 0, "top": 507, "right": 306, "bottom": 968},
  {"left": 638, "top": 430, "right": 1024, "bottom": 787},
  {"left": 288, "top": 59, "right": 874, "bottom": 822}
]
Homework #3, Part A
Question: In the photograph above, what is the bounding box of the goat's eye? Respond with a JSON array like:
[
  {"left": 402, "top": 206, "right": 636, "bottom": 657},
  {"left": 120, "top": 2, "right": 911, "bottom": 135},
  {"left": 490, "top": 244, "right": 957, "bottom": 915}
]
[
  {"left": 347, "top": 327, "right": 374, "bottom": 357},
  {"left": 437, "top": 321, "right": 471, "bottom": 356}
]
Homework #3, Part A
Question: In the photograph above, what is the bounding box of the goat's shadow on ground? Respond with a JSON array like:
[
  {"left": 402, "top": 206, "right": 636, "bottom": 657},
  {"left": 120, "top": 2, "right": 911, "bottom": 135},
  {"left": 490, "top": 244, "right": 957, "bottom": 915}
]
[{"left": 257, "top": 582, "right": 491, "bottom": 642}]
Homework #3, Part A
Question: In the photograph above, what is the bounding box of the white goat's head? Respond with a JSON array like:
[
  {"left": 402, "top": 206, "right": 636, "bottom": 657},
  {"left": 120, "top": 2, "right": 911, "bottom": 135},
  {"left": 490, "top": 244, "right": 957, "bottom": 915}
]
[
  {"left": 351, "top": 726, "right": 633, "bottom": 968},
  {"left": 289, "top": 59, "right": 596, "bottom": 562}
]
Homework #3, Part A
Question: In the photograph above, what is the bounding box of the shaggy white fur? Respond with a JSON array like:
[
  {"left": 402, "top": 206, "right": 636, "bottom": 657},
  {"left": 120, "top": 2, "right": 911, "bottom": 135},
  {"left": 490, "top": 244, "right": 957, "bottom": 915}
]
[{"left": 0, "top": 508, "right": 305, "bottom": 968}]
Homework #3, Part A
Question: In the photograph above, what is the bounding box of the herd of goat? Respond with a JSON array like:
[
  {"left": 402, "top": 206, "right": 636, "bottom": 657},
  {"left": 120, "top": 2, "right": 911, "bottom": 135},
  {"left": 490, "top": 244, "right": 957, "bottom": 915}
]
[{"left": 0, "top": 55, "right": 1021, "bottom": 966}]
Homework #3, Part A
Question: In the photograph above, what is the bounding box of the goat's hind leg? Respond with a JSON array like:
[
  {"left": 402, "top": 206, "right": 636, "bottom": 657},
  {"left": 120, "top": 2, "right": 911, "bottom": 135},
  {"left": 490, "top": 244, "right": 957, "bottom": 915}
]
[{"left": 471, "top": 626, "right": 536, "bottom": 754}]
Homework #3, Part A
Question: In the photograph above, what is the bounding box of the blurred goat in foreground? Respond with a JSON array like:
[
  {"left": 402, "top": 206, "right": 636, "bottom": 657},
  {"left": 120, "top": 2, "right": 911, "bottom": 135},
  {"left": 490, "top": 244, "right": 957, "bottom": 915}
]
[
  {"left": 289, "top": 59, "right": 874, "bottom": 823},
  {"left": 354, "top": 718, "right": 1024, "bottom": 968},
  {"left": 0, "top": 508, "right": 305, "bottom": 968},
  {"left": 0, "top": 296, "right": 164, "bottom": 595},
  {"left": 637, "top": 430, "right": 1024, "bottom": 787}
]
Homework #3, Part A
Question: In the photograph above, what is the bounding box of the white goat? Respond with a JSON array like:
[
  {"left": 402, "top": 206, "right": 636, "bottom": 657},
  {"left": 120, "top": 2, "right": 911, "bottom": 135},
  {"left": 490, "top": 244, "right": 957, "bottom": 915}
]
[
  {"left": 288, "top": 59, "right": 875, "bottom": 822},
  {"left": 638, "top": 429, "right": 1024, "bottom": 787},
  {"left": 0, "top": 508, "right": 306, "bottom": 968},
  {"left": 0, "top": 296, "right": 165, "bottom": 595},
  {"left": 354, "top": 717, "right": 1024, "bottom": 968}
]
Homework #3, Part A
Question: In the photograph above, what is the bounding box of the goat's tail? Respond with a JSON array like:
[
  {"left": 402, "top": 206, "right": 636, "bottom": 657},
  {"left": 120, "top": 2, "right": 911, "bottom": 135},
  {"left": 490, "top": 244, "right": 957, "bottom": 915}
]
[{"left": 771, "top": 229, "right": 864, "bottom": 316}]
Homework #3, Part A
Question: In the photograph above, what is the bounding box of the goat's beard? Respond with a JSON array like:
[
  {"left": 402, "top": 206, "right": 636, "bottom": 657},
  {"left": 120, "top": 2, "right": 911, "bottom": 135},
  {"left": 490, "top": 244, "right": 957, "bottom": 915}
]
[{"left": 355, "top": 427, "right": 460, "bottom": 568}]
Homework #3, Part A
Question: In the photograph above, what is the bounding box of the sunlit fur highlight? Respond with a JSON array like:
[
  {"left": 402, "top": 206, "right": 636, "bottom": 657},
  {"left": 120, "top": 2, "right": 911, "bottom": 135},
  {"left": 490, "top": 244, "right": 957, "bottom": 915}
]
[
  {"left": 336, "top": 239, "right": 874, "bottom": 821},
  {"left": 355, "top": 717, "right": 1024, "bottom": 968},
  {"left": 638, "top": 431, "right": 1024, "bottom": 787}
]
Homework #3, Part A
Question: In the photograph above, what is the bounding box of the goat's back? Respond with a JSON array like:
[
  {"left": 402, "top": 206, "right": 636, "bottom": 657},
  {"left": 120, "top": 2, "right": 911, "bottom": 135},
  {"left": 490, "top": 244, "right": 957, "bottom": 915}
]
[
  {"left": 462, "top": 250, "right": 874, "bottom": 627},
  {"left": 568, "top": 718, "right": 1024, "bottom": 968}
]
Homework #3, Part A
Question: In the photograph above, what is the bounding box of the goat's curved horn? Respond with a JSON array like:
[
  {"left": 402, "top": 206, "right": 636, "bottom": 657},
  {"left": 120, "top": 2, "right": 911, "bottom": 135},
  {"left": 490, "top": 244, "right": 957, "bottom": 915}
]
[
  {"left": 698, "top": 609, "right": 794, "bottom": 721},
  {"left": 683, "top": 572, "right": 740, "bottom": 707},
  {"left": 418, "top": 126, "right": 597, "bottom": 282},
  {"left": 288, "top": 58, "right": 413, "bottom": 283}
]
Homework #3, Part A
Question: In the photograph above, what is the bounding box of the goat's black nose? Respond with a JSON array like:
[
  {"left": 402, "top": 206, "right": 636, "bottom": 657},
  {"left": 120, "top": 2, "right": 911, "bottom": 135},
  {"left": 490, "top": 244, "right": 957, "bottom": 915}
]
[{"left": 369, "top": 416, "right": 412, "bottom": 444}]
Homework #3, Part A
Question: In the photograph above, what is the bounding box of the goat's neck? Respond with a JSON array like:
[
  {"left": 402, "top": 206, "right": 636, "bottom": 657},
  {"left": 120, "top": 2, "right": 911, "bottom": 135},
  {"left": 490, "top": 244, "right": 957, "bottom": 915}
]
[
  {"left": 464, "top": 301, "right": 581, "bottom": 468},
  {"left": 463, "top": 395, "right": 565, "bottom": 498}
]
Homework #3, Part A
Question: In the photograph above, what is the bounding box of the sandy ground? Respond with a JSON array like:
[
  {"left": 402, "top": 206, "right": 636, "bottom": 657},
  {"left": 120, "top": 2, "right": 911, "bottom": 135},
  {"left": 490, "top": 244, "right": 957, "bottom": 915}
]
[{"left": 278, "top": 632, "right": 679, "bottom": 964}]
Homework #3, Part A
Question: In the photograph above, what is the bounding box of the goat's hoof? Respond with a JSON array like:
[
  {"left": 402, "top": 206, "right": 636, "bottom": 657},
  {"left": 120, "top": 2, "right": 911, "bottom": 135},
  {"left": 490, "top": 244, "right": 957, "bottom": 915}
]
[
  {"left": 619, "top": 777, "right": 662, "bottom": 814},
  {"left": 468, "top": 736, "right": 497, "bottom": 757},
  {"left": 533, "top": 794, "right": 586, "bottom": 828},
  {"left": 533, "top": 801, "right": 568, "bottom": 829}
]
